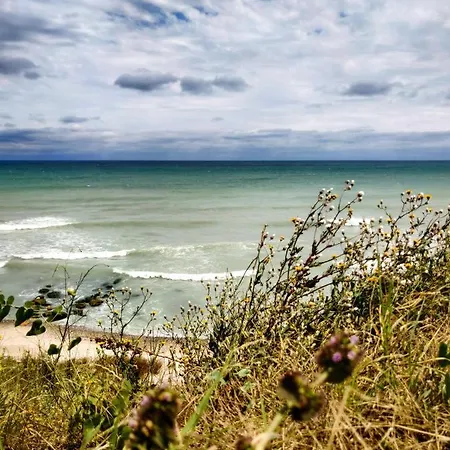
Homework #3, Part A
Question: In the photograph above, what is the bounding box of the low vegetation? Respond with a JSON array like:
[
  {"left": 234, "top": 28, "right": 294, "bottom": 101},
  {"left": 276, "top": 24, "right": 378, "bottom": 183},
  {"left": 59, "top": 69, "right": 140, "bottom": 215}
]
[{"left": 1, "top": 183, "right": 449, "bottom": 449}]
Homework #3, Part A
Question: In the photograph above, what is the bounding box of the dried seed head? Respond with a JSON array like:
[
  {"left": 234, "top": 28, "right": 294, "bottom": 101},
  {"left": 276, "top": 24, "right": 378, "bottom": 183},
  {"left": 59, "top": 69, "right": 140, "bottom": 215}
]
[
  {"left": 126, "top": 387, "right": 181, "bottom": 450},
  {"left": 235, "top": 435, "right": 255, "bottom": 450},
  {"left": 278, "top": 371, "right": 324, "bottom": 421}
]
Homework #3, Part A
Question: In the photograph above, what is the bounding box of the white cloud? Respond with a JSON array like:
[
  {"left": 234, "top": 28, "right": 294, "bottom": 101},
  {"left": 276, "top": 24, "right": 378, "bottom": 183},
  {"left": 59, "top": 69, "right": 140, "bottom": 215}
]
[{"left": 1, "top": 0, "right": 450, "bottom": 157}]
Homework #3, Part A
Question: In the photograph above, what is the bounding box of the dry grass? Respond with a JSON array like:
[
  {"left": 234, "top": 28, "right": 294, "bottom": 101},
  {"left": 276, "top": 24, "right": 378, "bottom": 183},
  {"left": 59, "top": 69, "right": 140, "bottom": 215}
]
[
  {"left": 178, "top": 288, "right": 450, "bottom": 449},
  {"left": 1, "top": 186, "right": 450, "bottom": 449}
]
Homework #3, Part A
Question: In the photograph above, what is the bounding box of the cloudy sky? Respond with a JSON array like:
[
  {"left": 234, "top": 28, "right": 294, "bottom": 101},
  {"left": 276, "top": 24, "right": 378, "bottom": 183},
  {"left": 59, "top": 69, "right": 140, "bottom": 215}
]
[{"left": 1, "top": 0, "right": 450, "bottom": 159}]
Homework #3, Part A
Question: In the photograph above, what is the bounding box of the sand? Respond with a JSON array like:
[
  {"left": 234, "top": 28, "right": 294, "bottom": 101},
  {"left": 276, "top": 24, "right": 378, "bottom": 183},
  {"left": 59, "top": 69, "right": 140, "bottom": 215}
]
[
  {"left": 0, "top": 320, "right": 181, "bottom": 382},
  {"left": 0, "top": 320, "right": 103, "bottom": 359}
]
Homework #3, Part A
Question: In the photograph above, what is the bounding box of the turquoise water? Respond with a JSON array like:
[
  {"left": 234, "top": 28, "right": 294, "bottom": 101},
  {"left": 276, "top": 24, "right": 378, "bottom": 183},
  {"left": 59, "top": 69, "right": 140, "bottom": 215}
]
[{"left": 1, "top": 161, "right": 450, "bottom": 331}]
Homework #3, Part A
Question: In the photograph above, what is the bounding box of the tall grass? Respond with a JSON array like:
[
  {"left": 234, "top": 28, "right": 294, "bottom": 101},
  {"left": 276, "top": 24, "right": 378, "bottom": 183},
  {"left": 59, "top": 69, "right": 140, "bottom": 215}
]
[{"left": 1, "top": 184, "right": 449, "bottom": 449}]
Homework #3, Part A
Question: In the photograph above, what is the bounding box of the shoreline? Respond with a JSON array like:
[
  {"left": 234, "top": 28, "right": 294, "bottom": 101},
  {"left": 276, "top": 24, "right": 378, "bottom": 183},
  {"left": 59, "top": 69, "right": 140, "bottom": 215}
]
[{"left": 0, "top": 319, "right": 178, "bottom": 361}]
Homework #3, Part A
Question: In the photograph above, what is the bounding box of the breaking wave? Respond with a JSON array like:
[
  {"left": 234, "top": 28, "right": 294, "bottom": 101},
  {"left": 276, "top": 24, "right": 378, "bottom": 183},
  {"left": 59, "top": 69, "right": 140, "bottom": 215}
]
[{"left": 0, "top": 216, "right": 76, "bottom": 231}]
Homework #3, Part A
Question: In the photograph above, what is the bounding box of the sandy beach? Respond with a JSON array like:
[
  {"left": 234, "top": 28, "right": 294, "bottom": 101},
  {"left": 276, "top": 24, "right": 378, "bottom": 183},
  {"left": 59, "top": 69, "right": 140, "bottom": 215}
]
[
  {"left": 0, "top": 320, "right": 102, "bottom": 359},
  {"left": 0, "top": 320, "right": 180, "bottom": 383}
]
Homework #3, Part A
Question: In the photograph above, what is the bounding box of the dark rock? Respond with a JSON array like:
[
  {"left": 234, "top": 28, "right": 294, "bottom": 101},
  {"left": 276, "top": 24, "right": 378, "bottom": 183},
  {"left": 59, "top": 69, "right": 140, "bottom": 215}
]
[
  {"left": 73, "top": 309, "right": 86, "bottom": 317},
  {"left": 33, "top": 296, "right": 49, "bottom": 306},
  {"left": 89, "top": 297, "right": 104, "bottom": 307},
  {"left": 45, "top": 284, "right": 52, "bottom": 288},
  {"left": 104, "top": 284, "right": 113, "bottom": 290},
  {"left": 47, "top": 291, "right": 62, "bottom": 299},
  {"left": 74, "top": 301, "right": 87, "bottom": 308},
  {"left": 113, "top": 277, "right": 122, "bottom": 285},
  {"left": 38, "top": 288, "right": 50, "bottom": 294}
]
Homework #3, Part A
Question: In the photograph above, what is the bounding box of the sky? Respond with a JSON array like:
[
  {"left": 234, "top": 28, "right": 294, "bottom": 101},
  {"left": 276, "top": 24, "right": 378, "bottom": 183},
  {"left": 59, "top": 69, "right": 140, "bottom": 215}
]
[{"left": 1, "top": 0, "right": 450, "bottom": 160}]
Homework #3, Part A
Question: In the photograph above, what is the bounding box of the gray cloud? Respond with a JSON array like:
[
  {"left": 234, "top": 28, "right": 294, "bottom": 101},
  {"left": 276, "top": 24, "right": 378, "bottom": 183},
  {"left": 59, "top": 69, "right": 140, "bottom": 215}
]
[
  {"left": 60, "top": 115, "right": 98, "bottom": 124},
  {"left": 3, "top": 123, "right": 16, "bottom": 128},
  {"left": 114, "top": 72, "right": 178, "bottom": 91},
  {"left": 212, "top": 76, "right": 249, "bottom": 92},
  {"left": 0, "top": 56, "right": 36, "bottom": 75},
  {"left": 2, "top": 128, "right": 450, "bottom": 160},
  {"left": 0, "top": 12, "right": 73, "bottom": 44},
  {"left": 24, "top": 71, "right": 41, "bottom": 80},
  {"left": 180, "top": 76, "right": 213, "bottom": 95},
  {"left": 181, "top": 75, "right": 249, "bottom": 95},
  {"left": 0, "top": 114, "right": 12, "bottom": 120},
  {"left": 343, "top": 82, "right": 392, "bottom": 96},
  {"left": 29, "top": 114, "right": 46, "bottom": 124}
]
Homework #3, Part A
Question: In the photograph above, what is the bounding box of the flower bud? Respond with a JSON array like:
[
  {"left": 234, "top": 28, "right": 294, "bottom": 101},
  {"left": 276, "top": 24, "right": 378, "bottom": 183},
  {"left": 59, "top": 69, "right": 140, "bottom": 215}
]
[
  {"left": 316, "top": 332, "right": 363, "bottom": 383},
  {"left": 278, "top": 371, "right": 324, "bottom": 421}
]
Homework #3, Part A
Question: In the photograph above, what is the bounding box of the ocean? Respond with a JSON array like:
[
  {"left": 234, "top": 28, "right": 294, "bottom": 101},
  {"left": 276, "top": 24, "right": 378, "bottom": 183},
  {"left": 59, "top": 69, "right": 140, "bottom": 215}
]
[{"left": 1, "top": 161, "right": 450, "bottom": 332}]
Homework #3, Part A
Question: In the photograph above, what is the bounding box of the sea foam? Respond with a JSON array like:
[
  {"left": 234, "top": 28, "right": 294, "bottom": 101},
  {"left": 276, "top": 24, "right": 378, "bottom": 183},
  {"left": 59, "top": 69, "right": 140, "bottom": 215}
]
[
  {"left": 12, "top": 249, "right": 133, "bottom": 260},
  {"left": 0, "top": 216, "right": 75, "bottom": 231},
  {"left": 345, "top": 217, "right": 371, "bottom": 227},
  {"left": 113, "top": 269, "right": 254, "bottom": 282}
]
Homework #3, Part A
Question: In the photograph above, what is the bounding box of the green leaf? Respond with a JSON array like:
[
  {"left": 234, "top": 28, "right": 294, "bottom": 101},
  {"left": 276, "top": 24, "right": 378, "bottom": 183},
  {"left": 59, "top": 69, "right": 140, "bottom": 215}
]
[
  {"left": 438, "top": 343, "right": 450, "bottom": 368},
  {"left": 81, "top": 415, "right": 104, "bottom": 449},
  {"left": 111, "top": 380, "right": 132, "bottom": 416},
  {"left": 46, "top": 311, "right": 68, "bottom": 322},
  {"left": 0, "top": 294, "right": 4, "bottom": 305},
  {"left": 237, "top": 368, "right": 251, "bottom": 378},
  {"left": 182, "top": 369, "right": 225, "bottom": 437},
  {"left": 24, "top": 301, "right": 34, "bottom": 309},
  {"left": 68, "top": 336, "right": 82, "bottom": 351},
  {"left": 15, "top": 307, "right": 34, "bottom": 326},
  {"left": 7, "top": 296, "right": 14, "bottom": 305},
  {"left": 26, "top": 319, "right": 46, "bottom": 336},
  {"left": 0, "top": 305, "right": 11, "bottom": 322},
  {"left": 444, "top": 373, "right": 450, "bottom": 403},
  {"left": 47, "top": 344, "right": 61, "bottom": 355}
]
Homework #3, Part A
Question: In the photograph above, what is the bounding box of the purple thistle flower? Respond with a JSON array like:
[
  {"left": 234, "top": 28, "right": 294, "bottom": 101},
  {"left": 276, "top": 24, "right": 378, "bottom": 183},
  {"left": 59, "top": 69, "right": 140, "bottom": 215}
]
[
  {"left": 316, "top": 331, "right": 363, "bottom": 383},
  {"left": 128, "top": 418, "right": 138, "bottom": 430},
  {"left": 329, "top": 336, "right": 338, "bottom": 345},
  {"left": 140, "top": 395, "right": 151, "bottom": 408}
]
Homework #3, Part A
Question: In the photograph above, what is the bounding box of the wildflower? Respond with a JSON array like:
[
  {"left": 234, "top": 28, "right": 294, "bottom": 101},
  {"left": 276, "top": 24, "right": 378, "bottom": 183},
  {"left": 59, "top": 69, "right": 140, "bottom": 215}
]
[
  {"left": 126, "top": 387, "right": 181, "bottom": 450},
  {"left": 316, "top": 332, "right": 363, "bottom": 383},
  {"left": 278, "top": 371, "right": 324, "bottom": 421},
  {"left": 405, "top": 189, "right": 412, "bottom": 195},
  {"left": 425, "top": 194, "right": 432, "bottom": 201},
  {"left": 67, "top": 288, "right": 77, "bottom": 297}
]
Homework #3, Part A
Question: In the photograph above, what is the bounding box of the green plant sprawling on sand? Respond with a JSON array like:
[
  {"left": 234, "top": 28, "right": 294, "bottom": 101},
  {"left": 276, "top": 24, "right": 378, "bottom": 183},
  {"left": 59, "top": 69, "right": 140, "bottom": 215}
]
[{"left": 1, "top": 183, "right": 449, "bottom": 449}]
